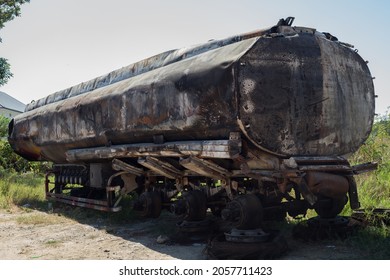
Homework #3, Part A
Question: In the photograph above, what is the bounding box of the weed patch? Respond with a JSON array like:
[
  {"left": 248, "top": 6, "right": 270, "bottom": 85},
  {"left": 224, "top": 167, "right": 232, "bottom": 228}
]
[
  {"left": 347, "top": 225, "right": 390, "bottom": 259},
  {"left": 16, "top": 213, "right": 67, "bottom": 225},
  {"left": 0, "top": 172, "right": 46, "bottom": 210},
  {"left": 44, "top": 239, "right": 62, "bottom": 248}
]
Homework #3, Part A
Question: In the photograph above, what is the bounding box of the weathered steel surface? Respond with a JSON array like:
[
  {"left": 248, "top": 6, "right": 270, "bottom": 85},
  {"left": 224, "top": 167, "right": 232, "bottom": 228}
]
[
  {"left": 9, "top": 20, "right": 375, "bottom": 163},
  {"left": 9, "top": 38, "right": 256, "bottom": 162},
  {"left": 65, "top": 137, "right": 241, "bottom": 162},
  {"left": 305, "top": 171, "right": 349, "bottom": 198},
  {"left": 24, "top": 29, "right": 270, "bottom": 112},
  {"left": 138, "top": 156, "right": 182, "bottom": 179},
  {"left": 237, "top": 28, "right": 375, "bottom": 156},
  {"left": 180, "top": 156, "right": 232, "bottom": 180}
]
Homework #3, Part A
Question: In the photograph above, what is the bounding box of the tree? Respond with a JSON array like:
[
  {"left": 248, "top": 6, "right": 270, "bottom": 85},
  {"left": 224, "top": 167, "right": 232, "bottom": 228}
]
[
  {"left": 0, "top": 0, "right": 30, "bottom": 85},
  {"left": 1, "top": 115, "right": 50, "bottom": 173},
  {"left": 0, "top": 115, "right": 9, "bottom": 137},
  {"left": 0, "top": 57, "right": 12, "bottom": 86},
  {"left": 0, "top": 1, "right": 30, "bottom": 34}
]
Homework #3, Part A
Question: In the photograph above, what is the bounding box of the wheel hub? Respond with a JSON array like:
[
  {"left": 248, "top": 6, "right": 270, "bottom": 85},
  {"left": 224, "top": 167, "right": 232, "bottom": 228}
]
[{"left": 225, "top": 228, "right": 270, "bottom": 243}]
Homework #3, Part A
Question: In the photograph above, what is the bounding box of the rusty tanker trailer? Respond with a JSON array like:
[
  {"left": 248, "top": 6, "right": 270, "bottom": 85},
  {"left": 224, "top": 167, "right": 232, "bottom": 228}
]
[{"left": 8, "top": 18, "right": 376, "bottom": 229}]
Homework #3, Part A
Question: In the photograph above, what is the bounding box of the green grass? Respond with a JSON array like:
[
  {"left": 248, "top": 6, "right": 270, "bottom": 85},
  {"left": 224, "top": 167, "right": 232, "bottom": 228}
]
[
  {"left": 349, "top": 117, "right": 390, "bottom": 210},
  {"left": 338, "top": 119, "right": 390, "bottom": 258},
  {"left": 347, "top": 224, "right": 390, "bottom": 259},
  {"left": 0, "top": 171, "right": 46, "bottom": 210}
]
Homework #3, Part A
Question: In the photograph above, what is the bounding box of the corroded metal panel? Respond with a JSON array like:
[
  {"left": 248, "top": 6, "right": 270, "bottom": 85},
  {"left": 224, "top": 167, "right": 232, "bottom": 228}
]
[
  {"left": 237, "top": 28, "right": 374, "bottom": 156},
  {"left": 66, "top": 138, "right": 240, "bottom": 162},
  {"left": 24, "top": 30, "right": 269, "bottom": 112},
  {"left": 10, "top": 39, "right": 257, "bottom": 162},
  {"left": 9, "top": 20, "right": 375, "bottom": 163}
]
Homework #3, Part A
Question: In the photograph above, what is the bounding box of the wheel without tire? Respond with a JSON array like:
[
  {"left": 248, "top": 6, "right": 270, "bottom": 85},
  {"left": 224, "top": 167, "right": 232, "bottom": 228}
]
[
  {"left": 137, "top": 191, "right": 162, "bottom": 218},
  {"left": 205, "top": 232, "right": 287, "bottom": 260},
  {"left": 182, "top": 190, "right": 207, "bottom": 221},
  {"left": 210, "top": 205, "right": 223, "bottom": 217},
  {"left": 222, "top": 194, "right": 263, "bottom": 230}
]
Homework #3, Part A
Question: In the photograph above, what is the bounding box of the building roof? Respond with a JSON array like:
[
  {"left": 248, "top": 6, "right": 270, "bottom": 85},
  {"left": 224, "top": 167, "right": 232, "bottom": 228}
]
[{"left": 0, "top": 91, "right": 25, "bottom": 112}]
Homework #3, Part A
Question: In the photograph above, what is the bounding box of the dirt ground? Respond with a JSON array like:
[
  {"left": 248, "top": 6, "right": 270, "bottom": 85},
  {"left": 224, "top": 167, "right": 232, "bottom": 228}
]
[{"left": 0, "top": 207, "right": 371, "bottom": 260}]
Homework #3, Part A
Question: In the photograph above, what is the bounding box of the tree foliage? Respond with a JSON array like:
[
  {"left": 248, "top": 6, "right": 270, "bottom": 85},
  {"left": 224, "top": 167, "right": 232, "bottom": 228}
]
[
  {"left": 0, "top": 0, "right": 30, "bottom": 85},
  {"left": 0, "top": 115, "right": 9, "bottom": 137},
  {"left": 0, "top": 57, "right": 12, "bottom": 86},
  {"left": 0, "top": 138, "right": 51, "bottom": 174},
  {"left": 0, "top": 116, "right": 50, "bottom": 174},
  {"left": 0, "top": 0, "right": 30, "bottom": 35},
  {"left": 350, "top": 112, "right": 390, "bottom": 168}
]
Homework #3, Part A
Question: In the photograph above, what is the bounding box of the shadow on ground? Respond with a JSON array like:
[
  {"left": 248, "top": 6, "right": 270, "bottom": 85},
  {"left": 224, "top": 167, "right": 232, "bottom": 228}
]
[{"left": 14, "top": 198, "right": 390, "bottom": 260}]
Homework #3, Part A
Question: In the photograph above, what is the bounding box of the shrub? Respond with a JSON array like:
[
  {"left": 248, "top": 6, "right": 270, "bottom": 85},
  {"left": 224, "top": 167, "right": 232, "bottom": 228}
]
[{"left": 349, "top": 112, "right": 390, "bottom": 210}]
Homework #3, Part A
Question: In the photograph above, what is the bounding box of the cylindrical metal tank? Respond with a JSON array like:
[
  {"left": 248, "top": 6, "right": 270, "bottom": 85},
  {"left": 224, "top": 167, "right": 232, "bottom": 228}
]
[{"left": 8, "top": 22, "right": 375, "bottom": 163}]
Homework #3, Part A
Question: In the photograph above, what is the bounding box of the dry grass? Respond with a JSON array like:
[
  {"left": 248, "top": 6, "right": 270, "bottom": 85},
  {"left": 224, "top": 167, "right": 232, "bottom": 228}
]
[
  {"left": 16, "top": 212, "right": 70, "bottom": 226},
  {"left": 44, "top": 239, "right": 63, "bottom": 248}
]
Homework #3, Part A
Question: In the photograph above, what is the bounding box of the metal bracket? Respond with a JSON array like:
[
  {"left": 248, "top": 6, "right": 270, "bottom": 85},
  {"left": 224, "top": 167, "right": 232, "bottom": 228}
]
[
  {"left": 112, "top": 158, "right": 144, "bottom": 176},
  {"left": 289, "top": 176, "right": 317, "bottom": 206},
  {"left": 138, "top": 156, "right": 183, "bottom": 179},
  {"left": 180, "top": 156, "right": 231, "bottom": 179}
]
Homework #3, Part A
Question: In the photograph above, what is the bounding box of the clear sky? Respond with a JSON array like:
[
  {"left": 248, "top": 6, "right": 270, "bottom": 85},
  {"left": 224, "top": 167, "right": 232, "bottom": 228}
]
[{"left": 0, "top": 0, "right": 389, "bottom": 115}]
